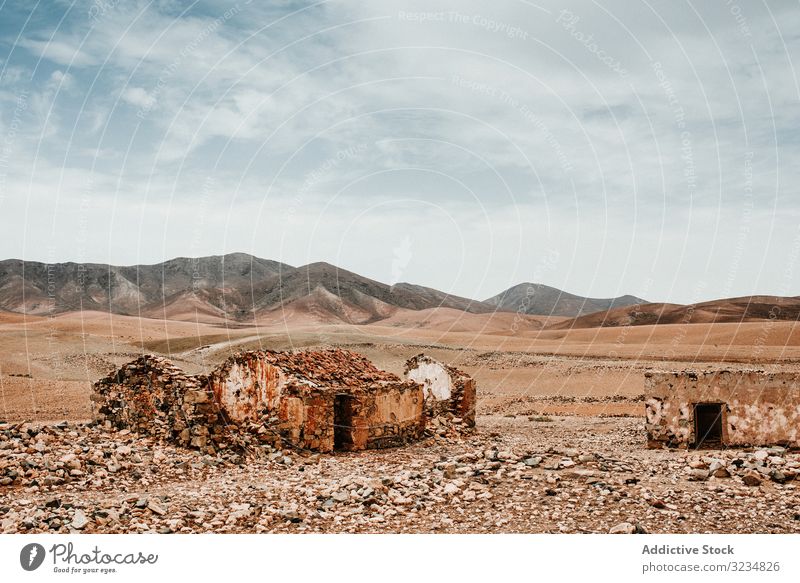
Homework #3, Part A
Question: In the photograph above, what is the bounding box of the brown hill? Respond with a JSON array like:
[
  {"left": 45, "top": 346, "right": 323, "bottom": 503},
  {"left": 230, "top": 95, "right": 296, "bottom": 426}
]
[
  {"left": 252, "top": 262, "right": 495, "bottom": 324},
  {"left": 0, "top": 253, "right": 290, "bottom": 316},
  {"left": 550, "top": 295, "right": 800, "bottom": 330},
  {"left": 485, "top": 282, "right": 645, "bottom": 317}
]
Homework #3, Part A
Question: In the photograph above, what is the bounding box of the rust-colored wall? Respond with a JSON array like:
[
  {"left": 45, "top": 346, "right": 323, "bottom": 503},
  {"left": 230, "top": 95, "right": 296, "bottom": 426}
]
[
  {"left": 276, "top": 387, "right": 335, "bottom": 452},
  {"left": 209, "top": 355, "right": 286, "bottom": 423},
  {"left": 645, "top": 370, "right": 800, "bottom": 449},
  {"left": 455, "top": 377, "right": 476, "bottom": 427},
  {"left": 337, "top": 383, "right": 425, "bottom": 451}
]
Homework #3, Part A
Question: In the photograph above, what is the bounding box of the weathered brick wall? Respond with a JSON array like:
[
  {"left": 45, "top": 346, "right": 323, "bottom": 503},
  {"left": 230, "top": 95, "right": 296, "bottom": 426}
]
[
  {"left": 405, "top": 354, "right": 476, "bottom": 426},
  {"left": 645, "top": 370, "right": 800, "bottom": 449}
]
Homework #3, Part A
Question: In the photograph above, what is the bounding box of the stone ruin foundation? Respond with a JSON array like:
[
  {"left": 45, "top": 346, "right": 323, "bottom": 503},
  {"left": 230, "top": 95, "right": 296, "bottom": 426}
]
[
  {"left": 645, "top": 370, "right": 800, "bottom": 449},
  {"left": 92, "top": 349, "right": 475, "bottom": 454},
  {"left": 404, "top": 354, "right": 476, "bottom": 427}
]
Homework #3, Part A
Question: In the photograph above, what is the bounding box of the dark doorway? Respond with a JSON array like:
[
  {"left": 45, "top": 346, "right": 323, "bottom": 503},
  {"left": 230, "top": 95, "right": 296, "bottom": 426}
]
[
  {"left": 334, "top": 394, "right": 355, "bottom": 450},
  {"left": 694, "top": 403, "right": 723, "bottom": 448}
]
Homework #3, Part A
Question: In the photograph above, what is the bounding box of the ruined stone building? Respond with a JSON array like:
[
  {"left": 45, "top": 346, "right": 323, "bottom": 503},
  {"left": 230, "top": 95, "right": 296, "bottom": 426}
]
[
  {"left": 645, "top": 370, "right": 800, "bottom": 449},
  {"left": 404, "top": 354, "right": 476, "bottom": 427},
  {"left": 92, "top": 349, "right": 475, "bottom": 454}
]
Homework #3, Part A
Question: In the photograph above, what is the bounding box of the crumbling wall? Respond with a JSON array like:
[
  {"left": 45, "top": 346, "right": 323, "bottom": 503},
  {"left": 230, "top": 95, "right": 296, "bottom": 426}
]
[
  {"left": 645, "top": 370, "right": 800, "bottom": 449},
  {"left": 207, "top": 352, "right": 286, "bottom": 423},
  {"left": 335, "top": 382, "right": 425, "bottom": 451},
  {"left": 276, "top": 385, "right": 335, "bottom": 452},
  {"left": 405, "top": 354, "right": 476, "bottom": 426},
  {"left": 91, "top": 356, "right": 229, "bottom": 454}
]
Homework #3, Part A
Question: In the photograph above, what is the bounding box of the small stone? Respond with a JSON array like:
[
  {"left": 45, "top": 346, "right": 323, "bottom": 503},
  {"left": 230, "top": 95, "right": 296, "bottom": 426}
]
[
  {"left": 770, "top": 470, "right": 787, "bottom": 484},
  {"left": 742, "top": 472, "right": 762, "bottom": 487},
  {"left": 147, "top": 501, "right": 167, "bottom": 516},
  {"left": 609, "top": 522, "right": 636, "bottom": 534},
  {"left": 688, "top": 468, "right": 709, "bottom": 481},
  {"left": 443, "top": 483, "right": 460, "bottom": 496},
  {"left": 71, "top": 510, "right": 88, "bottom": 530},
  {"left": 524, "top": 457, "right": 542, "bottom": 467}
]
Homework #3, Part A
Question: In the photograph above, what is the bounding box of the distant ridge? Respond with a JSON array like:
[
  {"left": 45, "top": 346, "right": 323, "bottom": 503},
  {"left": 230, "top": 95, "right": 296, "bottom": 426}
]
[
  {"left": 484, "top": 282, "right": 646, "bottom": 317},
  {"left": 548, "top": 295, "right": 800, "bottom": 329}
]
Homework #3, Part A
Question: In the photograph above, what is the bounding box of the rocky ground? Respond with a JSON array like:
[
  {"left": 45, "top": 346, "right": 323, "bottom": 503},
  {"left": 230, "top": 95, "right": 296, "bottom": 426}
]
[{"left": 2, "top": 414, "right": 800, "bottom": 534}]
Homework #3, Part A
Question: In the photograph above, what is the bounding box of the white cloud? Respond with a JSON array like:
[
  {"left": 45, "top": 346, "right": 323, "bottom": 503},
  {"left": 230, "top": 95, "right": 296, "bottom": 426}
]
[
  {"left": 2, "top": 0, "right": 799, "bottom": 302},
  {"left": 121, "top": 86, "right": 156, "bottom": 109}
]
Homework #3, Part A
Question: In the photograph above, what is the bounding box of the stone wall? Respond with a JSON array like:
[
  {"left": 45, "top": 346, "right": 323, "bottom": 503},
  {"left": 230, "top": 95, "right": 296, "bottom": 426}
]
[
  {"left": 336, "top": 382, "right": 425, "bottom": 451},
  {"left": 207, "top": 352, "right": 286, "bottom": 423},
  {"left": 90, "top": 356, "right": 231, "bottom": 454},
  {"left": 645, "top": 370, "right": 800, "bottom": 449},
  {"left": 405, "top": 354, "right": 476, "bottom": 426},
  {"left": 276, "top": 385, "right": 336, "bottom": 452}
]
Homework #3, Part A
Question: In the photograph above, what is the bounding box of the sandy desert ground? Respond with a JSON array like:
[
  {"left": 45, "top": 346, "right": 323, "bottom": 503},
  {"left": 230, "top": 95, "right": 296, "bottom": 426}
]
[
  {"left": 1, "top": 308, "right": 798, "bottom": 423},
  {"left": 1, "top": 308, "right": 799, "bottom": 533}
]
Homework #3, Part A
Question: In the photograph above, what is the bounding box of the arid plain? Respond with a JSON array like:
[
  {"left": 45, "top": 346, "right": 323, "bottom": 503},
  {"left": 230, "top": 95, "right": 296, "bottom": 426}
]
[
  {"left": 2, "top": 306, "right": 799, "bottom": 424},
  {"left": 3, "top": 304, "right": 800, "bottom": 534}
]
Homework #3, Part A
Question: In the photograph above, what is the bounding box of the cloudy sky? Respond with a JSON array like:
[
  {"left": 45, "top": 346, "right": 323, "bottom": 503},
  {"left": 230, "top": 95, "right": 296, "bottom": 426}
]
[{"left": 0, "top": 0, "right": 798, "bottom": 304}]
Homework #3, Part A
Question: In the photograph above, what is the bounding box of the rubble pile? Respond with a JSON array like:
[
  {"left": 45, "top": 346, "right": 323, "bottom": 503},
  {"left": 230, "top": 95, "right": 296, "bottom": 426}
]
[
  {"left": 91, "top": 355, "right": 242, "bottom": 454},
  {"left": 682, "top": 448, "right": 800, "bottom": 486},
  {"left": 261, "top": 349, "right": 401, "bottom": 386}
]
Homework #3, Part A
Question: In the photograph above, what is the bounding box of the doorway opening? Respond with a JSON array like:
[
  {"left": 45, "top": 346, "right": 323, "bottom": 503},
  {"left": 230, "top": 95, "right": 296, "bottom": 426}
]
[
  {"left": 334, "top": 394, "right": 355, "bottom": 451},
  {"left": 693, "top": 403, "right": 724, "bottom": 448}
]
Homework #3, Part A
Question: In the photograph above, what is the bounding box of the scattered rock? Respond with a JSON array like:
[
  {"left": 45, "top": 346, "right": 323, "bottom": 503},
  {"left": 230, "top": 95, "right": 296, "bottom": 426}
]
[
  {"left": 71, "top": 510, "right": 88, "bottom": 530},
  {"left": 742, "top": 472, "right": 762, "bottom": 487},
  {"left": 609, "top": 522, "right": 636, "bottom": 534}
]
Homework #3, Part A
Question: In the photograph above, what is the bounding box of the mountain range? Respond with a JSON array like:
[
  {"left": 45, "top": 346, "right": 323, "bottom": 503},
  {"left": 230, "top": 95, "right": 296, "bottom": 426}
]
[
  {"left": 1, "top": 253, "right": 796, "bottom": 328},
  {"left": 0, "top": 253, "right": 495, "bottom": 324}
]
